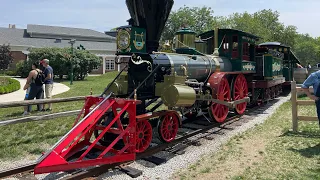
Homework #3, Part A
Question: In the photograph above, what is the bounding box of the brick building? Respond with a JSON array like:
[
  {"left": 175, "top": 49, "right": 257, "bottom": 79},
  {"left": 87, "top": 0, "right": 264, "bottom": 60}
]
[{"left": 0, "top": 24, "right": 119, "bottom": 74}]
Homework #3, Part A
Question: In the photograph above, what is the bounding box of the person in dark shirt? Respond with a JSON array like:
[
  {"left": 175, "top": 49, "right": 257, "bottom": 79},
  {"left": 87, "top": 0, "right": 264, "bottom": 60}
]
[
  {"left": 22, "top": 62, "right": 44, "bottom": 115},
  {"left": 40, "top": 59, "right": 54, "bottom": 111}
]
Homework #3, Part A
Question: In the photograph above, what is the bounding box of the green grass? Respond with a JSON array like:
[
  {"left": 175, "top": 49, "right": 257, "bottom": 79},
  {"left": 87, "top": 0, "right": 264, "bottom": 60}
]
[
  {"left": 172, "top": 98, "right": 320, "bottom": 180},
  {"left": 0, "top": 72, "right": 119, "bottom": 121},
  {"left": 0, "top": 77, "right": 9, "bottom": 86},
  {"left": 0, "top": 72, "right": 119, "bottom": 160},
  {"left": 0, "top": 77, "right": 21, "bottom": 95}
]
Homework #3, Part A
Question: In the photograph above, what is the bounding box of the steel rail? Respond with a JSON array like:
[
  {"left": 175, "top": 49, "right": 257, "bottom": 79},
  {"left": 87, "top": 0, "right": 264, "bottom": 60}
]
[{"left": 0, "top": 102, "right": 263, "bottom": 179}]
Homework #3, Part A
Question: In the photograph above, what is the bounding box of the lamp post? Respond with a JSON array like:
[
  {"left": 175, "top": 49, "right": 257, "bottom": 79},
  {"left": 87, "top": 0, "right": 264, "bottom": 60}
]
[{"left": 69, "top": 39, "right": 76, "bottom": 85}]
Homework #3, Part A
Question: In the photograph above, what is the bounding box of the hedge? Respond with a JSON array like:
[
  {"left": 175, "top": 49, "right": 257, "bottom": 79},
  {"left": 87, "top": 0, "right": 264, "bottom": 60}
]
[
  {"left": 0, "top": 77, "right": 20, "bottom": 94},
  {"left": 17, "top": 47, "right": 102, "bottom": 80}
]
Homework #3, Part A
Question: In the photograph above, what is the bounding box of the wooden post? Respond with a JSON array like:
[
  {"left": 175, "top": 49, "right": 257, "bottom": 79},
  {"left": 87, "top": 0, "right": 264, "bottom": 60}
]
[{"left": 291, "top": 81, "right": 298, "bottom": 132}]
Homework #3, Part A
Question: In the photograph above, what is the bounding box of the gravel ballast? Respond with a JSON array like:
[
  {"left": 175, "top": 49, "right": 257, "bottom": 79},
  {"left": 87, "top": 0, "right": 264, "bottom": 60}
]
[
  {"left": 1, "top": 95, "right": 291, "bottom": 180},
  {"left": 98, "top": 95, "right": 291, "bottom": 180}
]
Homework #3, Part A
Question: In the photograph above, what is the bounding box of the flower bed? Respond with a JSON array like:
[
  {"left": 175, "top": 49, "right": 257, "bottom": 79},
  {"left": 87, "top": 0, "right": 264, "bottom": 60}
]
[{"left": 0, "top": 77, "right": 20, "bottom": 94}]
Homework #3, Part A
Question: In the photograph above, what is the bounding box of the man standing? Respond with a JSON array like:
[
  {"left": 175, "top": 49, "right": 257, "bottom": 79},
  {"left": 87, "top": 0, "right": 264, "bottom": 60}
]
[
  {"left": 41, "top": 59, "right": 54, "bottom": 111},
  {"left": 301, "top": 70, "right": 320, "bottom": 127}
]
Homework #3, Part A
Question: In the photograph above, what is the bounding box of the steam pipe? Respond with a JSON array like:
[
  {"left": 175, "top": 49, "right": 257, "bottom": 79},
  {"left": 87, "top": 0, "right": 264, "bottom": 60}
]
[{"left": 214, "top": 27, "right": 219, "bottom": 50}]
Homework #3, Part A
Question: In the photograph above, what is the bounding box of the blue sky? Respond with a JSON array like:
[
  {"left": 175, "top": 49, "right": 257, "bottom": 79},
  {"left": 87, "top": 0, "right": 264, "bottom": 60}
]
[{"left": 1, "top": 0, "right": 319, "bottom": 37}]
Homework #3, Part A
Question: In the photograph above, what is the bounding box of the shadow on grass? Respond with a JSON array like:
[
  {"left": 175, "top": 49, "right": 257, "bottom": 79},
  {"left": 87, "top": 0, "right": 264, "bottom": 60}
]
[
  {"left": 53, "top": 78, "right": 90, "bottom": 83},
  {"left": 0, "top": 109, "right": 62, "bottom": 121},
  {"left": 288, "top": 143, "right": 320, "bottom": 158},
  {"left": 280, "top": 130, "right": 320, "bottom": 139},
  {"left": 0, "top": 111, "right": 24, "bottom": 119}
]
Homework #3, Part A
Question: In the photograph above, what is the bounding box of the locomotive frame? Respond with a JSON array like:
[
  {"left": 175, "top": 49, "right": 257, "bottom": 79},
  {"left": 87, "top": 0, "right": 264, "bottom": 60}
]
[{"left": 33, "top": 0, "right": 300, "bottom": 174}]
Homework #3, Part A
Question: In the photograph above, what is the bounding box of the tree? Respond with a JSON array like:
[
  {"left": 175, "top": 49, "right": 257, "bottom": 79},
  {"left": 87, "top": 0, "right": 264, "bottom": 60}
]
[
  {"left": 27, "top": 47, "right": 69, "bottom": 78},
  {"left": 71, "top": 49, "right": 101, "bottom": 80},
  {"left": 0, "top": 44, "right": 13, "bottom": 70},
  {"left": 160, "top": 5, "right": 318, "bottom": 65},
  {"left": 293, "top": 34, "right": 320, "bottom": 66},
  {"left": 18, "top": 47, "right": 101, "bottom": 80},
  {"left": 161, "top": 6, "right": 215, "bottom": 42},
  {"left": 224, "top": 9, "right": 297, "bottom": 47}
]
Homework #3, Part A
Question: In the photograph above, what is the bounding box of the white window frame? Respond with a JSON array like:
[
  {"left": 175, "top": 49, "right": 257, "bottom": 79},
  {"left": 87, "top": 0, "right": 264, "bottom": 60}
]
[{"left": 105, "top": 57, "right": 115, "bottom": 70}]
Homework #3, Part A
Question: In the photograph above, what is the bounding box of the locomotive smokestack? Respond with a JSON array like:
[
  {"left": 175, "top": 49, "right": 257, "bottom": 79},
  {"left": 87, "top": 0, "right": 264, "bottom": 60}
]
[{"left": 125, "top": 0, "right": 174, "bottom": 53}]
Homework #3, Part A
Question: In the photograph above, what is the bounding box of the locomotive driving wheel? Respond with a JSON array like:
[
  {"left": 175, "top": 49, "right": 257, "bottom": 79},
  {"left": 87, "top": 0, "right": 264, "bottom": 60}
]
[
  {"left": 123, "top": 119, "right": 153, "bottom": 153},
  {"left": 135, "top": 120, "right": 152, "bottom": 153},
  {"left": 208, "top": 74, "right": 231, "bottom": 123},
  {"left": 157, "top": 112, "right": 179, "bottom": 143},
  {"left": 232, "top": 74, "right": 248, "bottom": 115}
]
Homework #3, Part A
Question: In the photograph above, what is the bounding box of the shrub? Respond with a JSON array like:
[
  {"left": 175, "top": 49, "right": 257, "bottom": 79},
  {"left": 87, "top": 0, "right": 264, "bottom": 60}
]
[
  {"left": 19, "top": 47, "right": 102, "bottom": 80},
  {"left": 3, "top": 70, "right": 16, "bottom": 76},
  {"left": 0, "top": 77, "right": 20, "bottom": 94},
  {"left": 15, "top": 60, "right": 30, "bottom": 77}
]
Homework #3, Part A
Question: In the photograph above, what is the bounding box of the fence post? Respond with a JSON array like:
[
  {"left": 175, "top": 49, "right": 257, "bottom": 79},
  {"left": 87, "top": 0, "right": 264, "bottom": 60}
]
[{"left": 291, "top": 81, "right": 298, "bottom": 132}]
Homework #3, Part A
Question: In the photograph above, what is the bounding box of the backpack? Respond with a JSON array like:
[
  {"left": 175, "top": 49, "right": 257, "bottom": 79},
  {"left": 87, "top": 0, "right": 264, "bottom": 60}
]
[{"left": 34, "top": 69, "right": 46, "bottom": 86}]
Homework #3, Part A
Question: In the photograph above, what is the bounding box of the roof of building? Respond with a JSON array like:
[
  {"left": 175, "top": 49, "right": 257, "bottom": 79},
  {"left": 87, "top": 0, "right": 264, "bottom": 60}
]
[
  {"left": 0, "top": 24, "right": 116, "bottom": 51},
  {"left": 105, "top": 31, "right": 117, "bottom": 37}
]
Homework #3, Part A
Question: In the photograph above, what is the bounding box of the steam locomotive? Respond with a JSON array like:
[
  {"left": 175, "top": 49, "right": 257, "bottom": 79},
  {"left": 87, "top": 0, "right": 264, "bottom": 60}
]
[{"left": 33, "top": 0, "right": 299, "bottom": 174}]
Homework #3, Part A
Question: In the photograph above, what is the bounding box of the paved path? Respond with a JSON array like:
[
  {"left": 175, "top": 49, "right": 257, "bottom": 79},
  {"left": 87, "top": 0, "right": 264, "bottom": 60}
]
[{"left": 0, "top": 78, "right": 70, "bottom": 103}]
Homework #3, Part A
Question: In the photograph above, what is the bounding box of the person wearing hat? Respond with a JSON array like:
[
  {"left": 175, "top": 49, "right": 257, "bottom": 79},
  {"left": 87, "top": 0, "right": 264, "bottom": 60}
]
[{"left": 41, "top": 59, "right": 54, "bottom": 111}]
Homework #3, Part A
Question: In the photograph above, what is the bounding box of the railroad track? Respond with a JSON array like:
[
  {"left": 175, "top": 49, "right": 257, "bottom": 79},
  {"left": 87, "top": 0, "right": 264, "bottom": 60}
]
[{"left": 0, "top": 96, "right": 283, "bottom": 180}]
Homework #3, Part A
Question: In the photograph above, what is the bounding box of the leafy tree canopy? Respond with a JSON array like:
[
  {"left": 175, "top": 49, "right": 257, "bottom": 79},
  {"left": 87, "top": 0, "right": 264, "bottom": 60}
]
[
  {"left": 161, "top": 6, "right": 318, "bottom": 66},
  {"left": 161, "top": 6, "right": 215, "bottom": 42},
  {"left": 17, "top": 47, "right": 101, "bottom": 80}
]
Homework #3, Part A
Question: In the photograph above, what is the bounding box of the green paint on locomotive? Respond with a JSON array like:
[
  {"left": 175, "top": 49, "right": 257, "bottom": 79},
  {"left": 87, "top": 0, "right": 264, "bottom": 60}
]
[
  {"left": 174, "top": 27, "right": 204, "bottom": 56},
  {"left": 241, "top": 61, "right": 256, "bottom": 72},
  {"left": 263, "top": 55, "right": 283, "bottom": 79},
  {"left": 116, "top": 26, "right": 146, "bottom": 54},
  {"left": 259, "top": 42, "right": 301, "bottom": 82}
]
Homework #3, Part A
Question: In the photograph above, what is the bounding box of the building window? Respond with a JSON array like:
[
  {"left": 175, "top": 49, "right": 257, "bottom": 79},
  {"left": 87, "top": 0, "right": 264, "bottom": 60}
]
[{"left": 105, "top": 57, "right": 115, "bottom": 70}]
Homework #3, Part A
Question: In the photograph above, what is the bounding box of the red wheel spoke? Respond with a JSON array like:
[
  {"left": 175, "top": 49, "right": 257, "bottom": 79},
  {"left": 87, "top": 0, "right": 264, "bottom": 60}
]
[
  {"left": 232, "top": 74, "right": 248, "bottom": 115},
  {"left": 134, "top": 120, "right": 152, "bottom": 153},
  {"left": 235, "top": 85, "right": 240, "bottom": 91},
  {"left": 209, "top": 76, "right": 230, "bottom": 123},
  {"left": 158, "top": 113, "right": 179, "bottom": 143}
]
